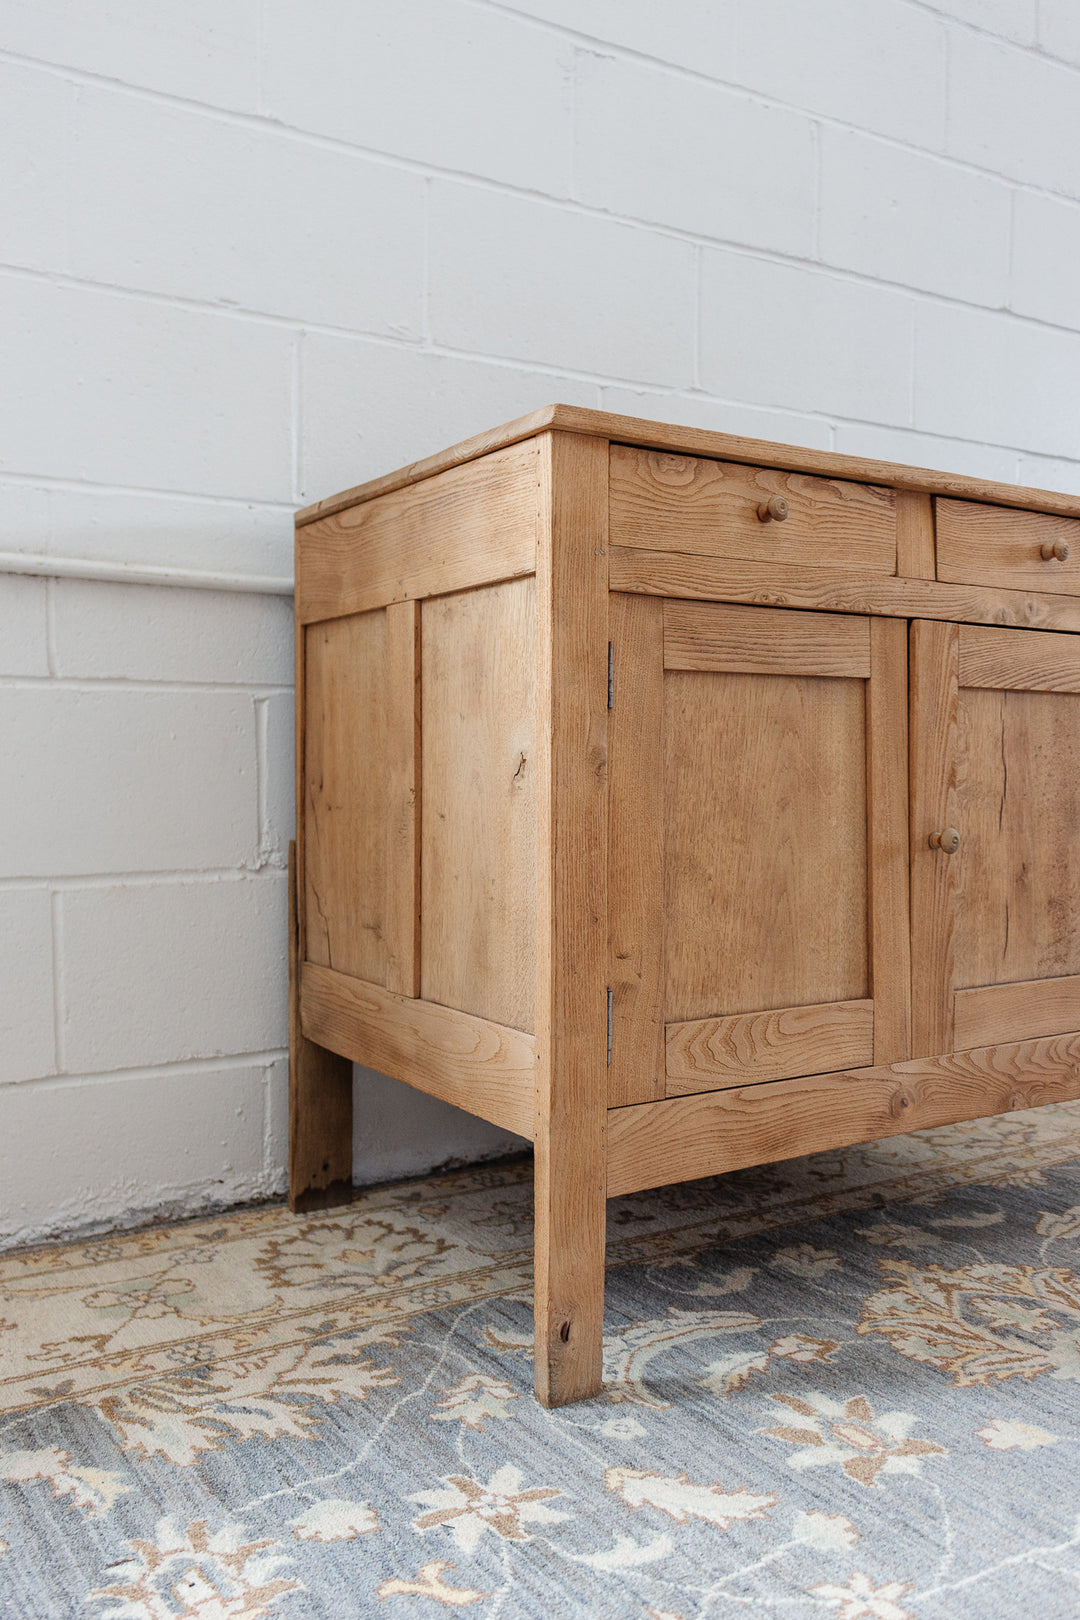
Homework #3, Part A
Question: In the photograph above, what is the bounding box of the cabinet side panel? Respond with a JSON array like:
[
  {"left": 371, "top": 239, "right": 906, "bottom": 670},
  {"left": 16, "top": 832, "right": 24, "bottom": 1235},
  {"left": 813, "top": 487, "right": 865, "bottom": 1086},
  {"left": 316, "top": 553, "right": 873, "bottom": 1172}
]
[
  {"left": 663, "top": 670, "right": 868, "bottom": 1022},
  {"left": 421, "top": 575, "right": 537, "bottom": 1033},
  {"left": 304, "top": 608, "right": 388, "bottom": 984},
  {"left": 297, "top": 438, "right": 539, "bottom": 622}
]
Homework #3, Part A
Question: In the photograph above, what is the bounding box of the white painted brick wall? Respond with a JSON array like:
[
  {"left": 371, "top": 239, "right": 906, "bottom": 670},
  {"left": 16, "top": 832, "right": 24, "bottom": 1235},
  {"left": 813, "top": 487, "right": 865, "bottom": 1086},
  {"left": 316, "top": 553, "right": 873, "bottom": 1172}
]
[{"left": 4, "top": 0, "right": 1080, "bottom": 1247}]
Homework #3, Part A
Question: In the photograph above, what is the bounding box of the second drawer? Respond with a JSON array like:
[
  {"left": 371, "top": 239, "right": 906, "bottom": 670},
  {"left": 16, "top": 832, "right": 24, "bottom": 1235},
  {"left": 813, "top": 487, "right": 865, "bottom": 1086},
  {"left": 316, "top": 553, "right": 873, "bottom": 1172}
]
[{"left": 937, "top": 497, "right": 1080, "bottom": 593}]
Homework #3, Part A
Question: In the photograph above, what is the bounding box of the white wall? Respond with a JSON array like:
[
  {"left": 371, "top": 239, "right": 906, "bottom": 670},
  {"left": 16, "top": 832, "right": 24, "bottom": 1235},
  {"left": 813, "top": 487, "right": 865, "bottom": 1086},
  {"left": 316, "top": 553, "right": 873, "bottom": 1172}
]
[{"left": 3, "top": 0, "right": 1080, "bottom": 1245}]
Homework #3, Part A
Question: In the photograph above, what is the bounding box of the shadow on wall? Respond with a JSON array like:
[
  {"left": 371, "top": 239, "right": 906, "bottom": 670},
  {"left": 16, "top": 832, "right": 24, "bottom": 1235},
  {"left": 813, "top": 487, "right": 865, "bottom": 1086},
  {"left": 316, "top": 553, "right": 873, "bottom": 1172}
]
[{"left": 352, "top": 1066, "right": 529, "bottom": 1187}]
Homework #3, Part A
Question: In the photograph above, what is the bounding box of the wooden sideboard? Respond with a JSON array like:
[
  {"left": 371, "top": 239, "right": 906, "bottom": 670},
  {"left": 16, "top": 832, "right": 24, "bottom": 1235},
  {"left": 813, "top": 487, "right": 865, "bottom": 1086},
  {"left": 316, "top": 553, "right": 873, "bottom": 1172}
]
[{"left": 290, "top": 404, "right": 1080, "bottom": 1407}]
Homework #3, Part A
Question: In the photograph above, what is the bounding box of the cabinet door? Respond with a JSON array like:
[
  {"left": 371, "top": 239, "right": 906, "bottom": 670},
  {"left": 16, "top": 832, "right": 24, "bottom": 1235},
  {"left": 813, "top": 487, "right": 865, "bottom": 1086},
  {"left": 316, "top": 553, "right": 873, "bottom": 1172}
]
[
  {"left": 608, "top": 597, "right": 910, "bottom": 1104},
  {"left": 911, "top": 620, "right": 1080, "bottom": 1056}
]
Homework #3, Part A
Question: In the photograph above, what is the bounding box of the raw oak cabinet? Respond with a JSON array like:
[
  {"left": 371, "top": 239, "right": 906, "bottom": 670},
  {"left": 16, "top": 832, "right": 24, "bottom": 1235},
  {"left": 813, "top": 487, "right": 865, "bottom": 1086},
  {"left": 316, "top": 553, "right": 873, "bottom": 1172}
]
[{"left": 290, "top": 405, "right": 1080, "bottom": 1407}]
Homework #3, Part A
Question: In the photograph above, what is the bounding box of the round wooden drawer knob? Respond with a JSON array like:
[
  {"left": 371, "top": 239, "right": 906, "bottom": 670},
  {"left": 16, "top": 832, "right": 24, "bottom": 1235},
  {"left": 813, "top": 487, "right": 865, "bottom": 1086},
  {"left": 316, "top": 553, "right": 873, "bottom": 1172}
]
[
  {"left": 757, "top": 494, "right": 789, "bottom": 523},
  {"left": 1040, "top": 539, "right": 1070, "bottom": 562},
  {"left": 929, "top": 827, "right": 962, "bottom": 854}
]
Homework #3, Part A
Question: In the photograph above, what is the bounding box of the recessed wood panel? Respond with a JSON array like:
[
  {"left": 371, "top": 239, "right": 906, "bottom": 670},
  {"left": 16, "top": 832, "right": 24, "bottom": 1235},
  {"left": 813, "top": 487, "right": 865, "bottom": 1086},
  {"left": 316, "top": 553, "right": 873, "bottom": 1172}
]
[
  {"left": 421, "top": 576, "right": 537, "bottom": 1032},
  {"left": 955, "top": 684, "right": 1080, "bottom": 990},
  {"left": 610, "top": 444, "right": 896, "bottom": 572},
  {"left": 663, "top": 668, "right": 868, "bottom": 1023},
  {"left": 304, "top": 608, "right": 388, "bottom": 983}
]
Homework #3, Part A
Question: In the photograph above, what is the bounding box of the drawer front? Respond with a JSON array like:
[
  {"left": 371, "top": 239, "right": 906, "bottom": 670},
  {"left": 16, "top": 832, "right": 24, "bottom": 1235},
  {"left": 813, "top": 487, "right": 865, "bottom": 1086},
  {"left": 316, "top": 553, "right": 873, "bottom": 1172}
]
[
  {"left": 609, "top": 443, "right": 897, "bottom": 573},
  {"left": 937, "top": 498, "right": 1080, "bottom": 593}
]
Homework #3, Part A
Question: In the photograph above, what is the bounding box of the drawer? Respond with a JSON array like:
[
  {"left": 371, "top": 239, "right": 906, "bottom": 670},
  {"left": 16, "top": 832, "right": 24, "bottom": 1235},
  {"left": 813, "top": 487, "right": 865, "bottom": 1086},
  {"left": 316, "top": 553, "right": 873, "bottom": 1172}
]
[
  {"left": 609, "top": 443, "right": 897, "bottom": 573},
  {"left": 936, "top": 498, "right": 1080, "bottom": 594}
]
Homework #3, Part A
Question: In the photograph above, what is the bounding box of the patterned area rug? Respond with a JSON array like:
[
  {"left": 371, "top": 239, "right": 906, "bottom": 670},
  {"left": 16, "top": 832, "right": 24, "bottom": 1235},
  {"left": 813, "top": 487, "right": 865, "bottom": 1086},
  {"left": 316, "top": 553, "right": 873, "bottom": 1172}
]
[{"left": 5, "top": 1103, "right": 1080, "bottom": 1618}]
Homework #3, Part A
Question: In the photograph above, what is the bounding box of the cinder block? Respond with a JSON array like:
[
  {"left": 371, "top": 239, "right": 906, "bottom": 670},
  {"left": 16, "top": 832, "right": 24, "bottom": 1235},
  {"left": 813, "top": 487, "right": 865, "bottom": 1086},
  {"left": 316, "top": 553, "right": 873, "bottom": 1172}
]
[
  {"left": 0, "top": 1064, "right": 274, "bottom": 1249},
  {"left": 1011, "top": 192, "right": 1080, "bottom": 331},
  {"left": 261, "top": 691, "right": 295, "bottom": 862},
  {"left": 599, "top": 387, "right": 832, "bottom": 451},
  {"left": 0, "top": 482, "right": 292, "bottom": 582},
  {"left": 0, "top": 688, "right": 258, "bottom": 876},
  {"left": 53, "top": 579, "right": 293, "bottom": 686},
  {"left": 700, "top": 251, "right": 915, "bottom": 424},
  {"left": 59, "top": 874, "right": 287, "bottom": 1071},
  {"left": 737, "top": 0, "right": 947, "bottom": 148},
  {"left": 298, "top": 336, "right": 597, "bottom": 504},
  {"left": 832, "top": 421, "right": 1020, "bottom": 482},
  {"left": 70, "top": 89, "right": 425, "bottom": 336},
  {"left": 0, "top": 889, "right": 55, "bottom": 1084},
  {"left": 0, "top": 0, "right": 261, "bottom": 109},
  {"left": 1039, "top": 0, "right": 1080, "bottom": 65},
  {"left": 1017, "top": 454, "right": 1080, "bottom": 498},
  {"left": 926, "top": 0, "right": 1035, "bottom": 42},
  {"left": 947, "top": 32, "right": 1080, "bottom": 199},
  {"left": 0, "top": 574, "right": 49, "bottom": 676},
  {"left": 428, "top": 183, "right": 696, "bottom": 386},
  {"left": 261, "top": 0, "right": 573, "bottom": 195},
  {"left": 494, "top": 0, "right": 736, "bottom": 76},
  {"left": 0, "top": 279, "right": 293, "bottom": 502},
  {"left": 819, "top": 128, "right": 1011, "bottom": 305},
  {"left": 915, "top": 301, "right": 1080, "bottom": 457},
  {"left": 0, "top": 63, "right": 69, "bottom": 274},
  {"left": 575, "top": 54, "right": 815, "bottom": 256}
]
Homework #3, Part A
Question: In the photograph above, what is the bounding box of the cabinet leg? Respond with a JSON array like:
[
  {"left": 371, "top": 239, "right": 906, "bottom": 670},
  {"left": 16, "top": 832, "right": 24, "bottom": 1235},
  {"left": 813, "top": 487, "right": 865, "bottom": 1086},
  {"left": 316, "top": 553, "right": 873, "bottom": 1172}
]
[
  {"left": 532, "top": 1120, "right": 606, "bottom": 1407},
  {"left": 288, "top": 841, "right": 353, "bottom": 1213}
]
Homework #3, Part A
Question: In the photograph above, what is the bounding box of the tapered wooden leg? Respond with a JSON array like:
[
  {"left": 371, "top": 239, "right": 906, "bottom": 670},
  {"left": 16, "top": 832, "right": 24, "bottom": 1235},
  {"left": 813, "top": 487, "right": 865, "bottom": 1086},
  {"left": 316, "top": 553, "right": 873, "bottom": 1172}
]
[
  {"left": 533, "top": 1107, "right": 607, "bottom": 1406},
  {"left": 288, "top": 841, "right": 353, "bottom": 1213},
  {"left": 532, "top": 430, "right": 610, "bottom": 1405}
]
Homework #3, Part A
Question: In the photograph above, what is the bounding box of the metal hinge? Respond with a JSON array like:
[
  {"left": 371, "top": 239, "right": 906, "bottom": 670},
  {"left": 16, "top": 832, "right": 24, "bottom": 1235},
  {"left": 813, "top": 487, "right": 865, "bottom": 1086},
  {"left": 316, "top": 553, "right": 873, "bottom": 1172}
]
[
  {"left": 607, "top": 986, "right": 613, "bottom": 1067},
  {"left": 608, "top": 642, "right": 613, "bottom": 709}
]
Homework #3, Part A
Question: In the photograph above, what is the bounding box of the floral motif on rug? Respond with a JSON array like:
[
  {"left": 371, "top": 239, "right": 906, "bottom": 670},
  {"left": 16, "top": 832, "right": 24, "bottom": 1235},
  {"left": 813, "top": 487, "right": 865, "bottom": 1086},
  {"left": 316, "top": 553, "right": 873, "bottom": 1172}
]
[{"left": 3, "top": 1101, "right": 1080, "bottom": 1617}]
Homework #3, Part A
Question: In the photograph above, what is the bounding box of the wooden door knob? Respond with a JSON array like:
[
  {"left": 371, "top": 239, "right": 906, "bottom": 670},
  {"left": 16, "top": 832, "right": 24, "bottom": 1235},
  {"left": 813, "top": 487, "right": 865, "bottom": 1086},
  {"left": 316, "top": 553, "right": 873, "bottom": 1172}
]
[
  {"left": 757, "top": 494, "right": 789, "bottom": 523},
  {"left": 929, "top": 827, "right": 961, "bottom": 854},
  {"left": 1040, "top": 539, "right": 1070, "bottom": 562}
]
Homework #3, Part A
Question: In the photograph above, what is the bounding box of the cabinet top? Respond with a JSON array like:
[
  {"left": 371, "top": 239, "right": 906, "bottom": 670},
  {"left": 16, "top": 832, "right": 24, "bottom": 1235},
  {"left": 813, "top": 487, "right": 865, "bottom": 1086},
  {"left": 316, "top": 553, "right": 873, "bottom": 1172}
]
[{"left": 295, "top": 402, "right": 1080, "bottom": 529}]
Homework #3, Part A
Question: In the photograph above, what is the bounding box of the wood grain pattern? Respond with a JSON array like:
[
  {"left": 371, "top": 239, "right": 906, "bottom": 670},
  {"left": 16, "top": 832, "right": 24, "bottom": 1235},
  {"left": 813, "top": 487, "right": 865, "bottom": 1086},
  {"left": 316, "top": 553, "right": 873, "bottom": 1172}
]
[
  {"left": 909, "top": 620, "right": 959, "bottom": 1058},
  {"left": 896, "top": 490, "right": 936, "bottom": 580},
  {"left": 665, "top": 999, "right": 874, "bottom": 1094},
  {"left": 609, "top": 548, "right": 1080, "bottom": 634},
  {"left": 610, "top": 444, "right": 896, "bottom": 572},
  {"left": 937, "top": 498, "right": 1080, "bottom": 593},
  {"left": 607, "top": 592, "right": 665, "bottom": 1106},
  {"left": 955, "top": 685, "right": 1080, "bottom": 990},
  {"left": 607, "top": 1034, "right": 1080, "bottom": 1197},
  {"left": 296, "top": 403, "right": 1080, "bottom": 526},
  {"left": 867, "top": 616, "right": 911, "bottom": 1063},
  {"left": 663, "top": 600, "right": 870, "bottom": 677},
  {"left": 954, "top": 974, "right": 1080, "bottom": 1050},
  {"left": 533, "top": 430, "right": 609, "bottom": 1407},
  {"left": 959, "top": 623, "right": 1080, "bottom": 693},
  {"left": 304, "top": 608, "right": 388, "bottom": 984},
  {"left": 384, "top": 600, "right": 421, "bottom": 998},
  {"left": 288, "top": 843, "right": 353, "bottom": 1213},
  {"left": 296, "top": 439, "right": 538, "bottom": 623},
  {"left": 421, "top": 577, "right": 537, "bottom": 1032},
  {"left": 663, "top": 662, "right": 868, "bottom": 1023},
  {"left": 301, "top": 962, "right": 535, "bottom": 1140}
]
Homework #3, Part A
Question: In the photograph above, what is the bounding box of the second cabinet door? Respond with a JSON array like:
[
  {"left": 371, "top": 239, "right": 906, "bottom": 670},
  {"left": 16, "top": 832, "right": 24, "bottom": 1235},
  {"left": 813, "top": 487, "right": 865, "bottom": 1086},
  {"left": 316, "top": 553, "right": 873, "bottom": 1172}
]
[
  {"left": 608, "top": 597, "right": 910, "bottom": 1105},
  {"left": 911, "top": 619, "right": 1080, "bottom": 1056}
]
